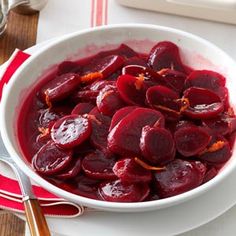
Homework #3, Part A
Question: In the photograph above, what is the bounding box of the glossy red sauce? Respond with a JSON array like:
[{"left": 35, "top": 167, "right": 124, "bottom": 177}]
[{"left": 17, "top": 42, "right": 236, "bottom": 202}]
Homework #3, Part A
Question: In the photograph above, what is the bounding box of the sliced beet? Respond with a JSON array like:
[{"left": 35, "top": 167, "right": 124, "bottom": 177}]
[
  {"left": 57, "top": 61, "right": 81, "bottom": 75},
  {"left": 175, "top": 120, "right": 195, "bottom": 131},
  {"left": 41, "top": 73, "right": 81, "bottom": 105},
  {"left": 158, "top": 68, "right": 186, "bottom": 94},
  {"left": 109, "top": 106, "right": 138, "bottom": 131},
  {"left": 123, "top": 57, "right": 147, "bottom": 67},
  {"left": 56, "top": 158, "right": 82, "bottom": 179},
  {"left": 33, "top": 141, "right": 73, "bottom": 175},
  {"left": 148, "top": 41, "right": 190, "bottom": 74},
  {"left": 83, "top": 55, "right": 124, "bottom": 79},
  {"left": 96, "top": 85, "right": 124, "bottom": 116},
  {"left": 71, "top": 103, "right": 94, "bottom": 115},
  {"left": 140, "top": 126, "right": 175, "bottom": 165},
  {"left": 97, "top": 44, "right": 138, "bottom": 59},
  {"left": 183, "top": 87, "right": 224, "bottom": 119},
  {"left": 154, "top": 159, "right": 206, "bottom": 198},
  {"left": 82, "top": 150, "right": 116, "bottom": 180},
  {"left": 117, "top": 74, "right": 146, "bottom": 106},
  {"left": 174, "top": 126, "right": 211, "bottom": 157},
  {"left": 98, "top": 179, "right": 150, "bottom": 202},
  {"left": 74, "top": 141, "right": 95, "bottom": 155},
  {"left": 108, "top": 108, "right": 165, "bottom": 156},
  {"left": 122, "top": 65, "right": 165, "bottom": 87},
  {"left": 146, "top": 85, "right": 180, "bottom": 120},
  {"left": 113, "top": 158, "right": 152, "bottom": 183},
  {"left": 202, "top": 114, "right": 236, "bottom": 136},
  {"left": 71, "top": 80, "right": 115, "bottom": 103},
  {"left": 185, "top": 70, "right": 226, "bottom": 93},
  {"left": 70, "top": 174, "right": 100, "bottom": 199},
  {"left": 89, "top": 108, "right": 111, "bottom": 150},
  {"left": 39, "top": 106, "right": 71, "bottom": 128},
  {"left": 198, "top": 135, "right": 231, "bottom": 164},
  {"left": 51, "top": 115, "right": 92, "bottom": 148},
  {"left": 202, "top": 167, "right": 218, "bottom": 183}
]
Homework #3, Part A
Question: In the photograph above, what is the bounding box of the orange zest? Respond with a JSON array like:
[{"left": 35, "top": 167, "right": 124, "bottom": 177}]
[
  {"left": 134, "top": 157, "right": 166, "bottom": 171},
  {"left": 179, "top": 98, "right": 190, "bottom": 113},
  {"left": 80, "top": 72, "right": 103, "bottom": 84},
  {"left": 86, "top": 114, "right": 102, "bottom": 125},
  {"left": 199, "top": 141, "right": 225, "bottom": 155},
  {"left": 157, "top": 68, "right": 169, "bottom": 76},
  {"left": 134, "top": 74, "right": 145, "bottom": 90},
  {"left": 44, "top": 90, "right": 52, "bottom": 108},
  {"left": 38, "top": 127, "right": 50, "bottom": 137}
]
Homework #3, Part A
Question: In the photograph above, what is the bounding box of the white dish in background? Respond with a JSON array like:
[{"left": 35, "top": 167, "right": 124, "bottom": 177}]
[
  {"left": 0, "top": 34, "right": 236, "bottom": 236},
  {"left": 117, "top": 0, "right": 236, "bottom": 24}
]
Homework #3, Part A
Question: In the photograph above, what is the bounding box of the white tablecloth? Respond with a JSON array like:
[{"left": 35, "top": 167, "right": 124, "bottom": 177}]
[{"left": 34, "top": 1, "right": 236, "bottom": 235}]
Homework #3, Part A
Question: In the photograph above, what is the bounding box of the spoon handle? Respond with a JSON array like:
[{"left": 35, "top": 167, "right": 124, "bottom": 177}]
[{"left": 24, "top": 198, "right": 51, "bottom": 236}]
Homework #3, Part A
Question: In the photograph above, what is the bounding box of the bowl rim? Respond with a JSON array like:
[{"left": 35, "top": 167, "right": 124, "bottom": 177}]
[{"left": 1, "top": 23, "right": 236, "bottom": 211}]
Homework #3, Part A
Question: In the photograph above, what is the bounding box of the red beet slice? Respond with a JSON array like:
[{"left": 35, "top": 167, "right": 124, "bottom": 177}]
[
  {"left": 117, "top": 74, "right": 146, "bottom": 106},
  {"left": 96, "top": 85, "right": 124, "bottom": 116},
  {"left": 108, "top": 108, "right": 165, "bottom": 156},
  {"left": 154, "top": 159, "right": 206, "bottom": 198},
  {"left": 185, "top": 70, "right": 226, "bottom": 93},
  {"left": 146, "top": 85, "right": 180, "bottom": 120},
  {"left": 41, "top": 73, "right": 81, "bottom": 104},
  {"left": 183, "top": 87, "right": 224, "bottom": 119},
  {"left": 51, "top": 115, "right": 92, "bottom": 148},
  {"left": 33, "top": 141, "right": 73, "bottom": 175},
  {"left": 198, "top": 135, "right": 231, "bottom": 164},
  {"left": 158, "top": 68, "right": 186, "bottom": 94},
  {"left": 71, "top": 103, "right": 94, "bottom": 115},
  {"left": 83, "top": 55, "right": 124, "bottom": 79},
  {"left": 71, "top": 174, "right": 100, "bottom": 199},
  {"left": 71, "top": 80, "right": 115, "bottom": 103},
  {"left": 57, "top": 61, "right": 81, "bottom": 75},
  {"left": 148, "top": 41, "right": 190, "bottom": 74},
  {"left": 82, "top": 150, "right": 116, "bottom": 180},
  {"left": 89, "top": 108, "right": 111, "bottom": 150},
  {"left": 202, "top": 167, "right": 218, "bottom": 183},
  {"left": 123, "top": 57, "right": 147, "bottom": 67},
  {"left": 113, "top": 158, "right": 152, "bottom": 183},
  {"left": 39, "top": 106, "right": 72, "bottom": 128},
  {"left": 56, "top": 158, "right": 82, "bottom": 179},
  {"left": 174, "top": 126, "right": 211, "bottom": 157},
  {"left": 98, "top": 179, "right": 150, "bottom": 202},
  {"left": 97, "top": 44, "right": 138, "bottom": 59},
  {"left": 140, "top": 126, "right": 175, "bottom": 165},
  {"left": 122, "top": 65, "right": 165, "bottom": 87},
  {"left": 109, "top": 106, "right": 138, "bottom": 131},
  {"left": 202, "top": 114, "right": 236, "bottom": 136}
]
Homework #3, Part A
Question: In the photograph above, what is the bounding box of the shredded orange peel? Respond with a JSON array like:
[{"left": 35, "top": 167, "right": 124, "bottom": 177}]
[
  {"left": 80, "top": 72, "right": 103, "bottom": 83},
  {"left": 200, "top": 141, "right": 225, "bottom": 155},
  {"left": 44, "top": 90, "right": 52, "bottom": 108},
  {"left": 134, "top": 74, "right": 145, "bottom": 90},
  {"left": 134, "top": 157, "right": 166, "bottom": 171},
  {"left": 38, "top": 127, "right": 50, "bottom": 137},
  {"left": 86, "top": 114, "right": 102, "bottom": 125}
]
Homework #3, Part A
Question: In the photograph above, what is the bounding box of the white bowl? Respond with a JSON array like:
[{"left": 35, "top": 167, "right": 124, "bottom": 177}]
[{"left": 1, "top": 24, "right": 236, "bottom": 212}]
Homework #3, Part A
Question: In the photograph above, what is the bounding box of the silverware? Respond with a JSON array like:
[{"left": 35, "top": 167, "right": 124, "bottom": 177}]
[
  {"left": 0, "top": 0, "right": 48, "bottom": 36},
  {"left": 0, "top": 135, "right": 51, "bottom": 236}
]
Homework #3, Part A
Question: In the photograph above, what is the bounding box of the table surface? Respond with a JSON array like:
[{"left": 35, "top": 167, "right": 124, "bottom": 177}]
[{"left": 1, "top": 1, "right": 236, "bottom": 235}]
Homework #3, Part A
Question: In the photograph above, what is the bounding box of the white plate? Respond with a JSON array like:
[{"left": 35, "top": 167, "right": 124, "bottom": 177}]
[{"left": 0, "top": 38, "right": 236, "bottom": 236}]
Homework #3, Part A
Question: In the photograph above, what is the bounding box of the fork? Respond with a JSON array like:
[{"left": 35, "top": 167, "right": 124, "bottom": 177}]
[{"left": 0, "top": 135, "right": 51, "bottom": 236}]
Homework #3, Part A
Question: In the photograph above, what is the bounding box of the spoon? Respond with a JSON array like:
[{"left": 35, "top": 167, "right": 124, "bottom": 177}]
[{"left": 0, "top": 134, "right": 51, "bottom": 236}]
